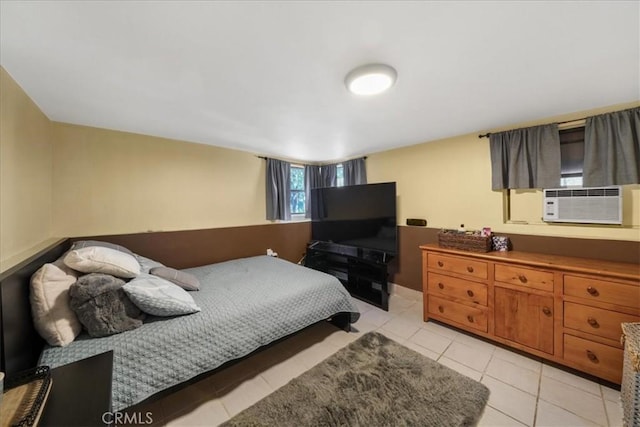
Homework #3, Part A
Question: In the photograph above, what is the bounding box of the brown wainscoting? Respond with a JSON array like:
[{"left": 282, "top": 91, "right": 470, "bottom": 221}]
[
  {"left": 395, "top": 226, "right": 640, "bottom": 293},
  {"left": 74, "top": 222, "right": 312, "bottom": 269},
  {"left": 75, "top": 224, "right": 638, "bottom": 294},
  {"left": 390, "top": 226, "right": 439, "bottom": 292}
]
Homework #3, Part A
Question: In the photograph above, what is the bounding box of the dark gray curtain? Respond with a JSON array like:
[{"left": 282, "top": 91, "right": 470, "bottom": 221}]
[
  {"left": 489, "top": 124, "right": 561, "bottom": 190},
  {"left": 343, "top": 157, "right": 367, "bottom": 186},
  {"left": 583, "top": 107, "right": 640, "bottom": 187},
  {"left": 321, "top": 164, "right": 338, "bottom": 187},
  {"left": 265, "top": 158, "right": 291, "bottom": 221},
  {"left": 304, "top": 165, "right": 323, "bottom": 218}
]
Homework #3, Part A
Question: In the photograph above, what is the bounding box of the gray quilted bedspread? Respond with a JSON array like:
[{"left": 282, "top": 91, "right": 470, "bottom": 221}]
[{"left": 39, "top": 256, "right": 360, "bottom": 411}]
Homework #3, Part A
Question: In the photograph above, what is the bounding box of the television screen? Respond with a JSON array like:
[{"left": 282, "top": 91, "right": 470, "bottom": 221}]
[{"left": 310, "top": 182, "right": 397, "bottom": 255}]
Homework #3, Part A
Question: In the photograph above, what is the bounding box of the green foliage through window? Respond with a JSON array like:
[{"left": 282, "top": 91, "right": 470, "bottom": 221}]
[
  {"left": 290, "top": 166, "right": 305, "bottom": 214},
  {"left": 289, "top": 164, "right": 345, "bottom": 216}
]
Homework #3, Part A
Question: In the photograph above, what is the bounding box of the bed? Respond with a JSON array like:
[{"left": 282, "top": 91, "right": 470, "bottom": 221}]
[{"left": 0, "top": 239, "right": 360, "bottom": 411}]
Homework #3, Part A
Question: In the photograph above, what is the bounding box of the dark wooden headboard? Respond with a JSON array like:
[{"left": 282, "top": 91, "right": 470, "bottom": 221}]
[{"left": 0, "top": 239, "right": 70, "bottom": 376}]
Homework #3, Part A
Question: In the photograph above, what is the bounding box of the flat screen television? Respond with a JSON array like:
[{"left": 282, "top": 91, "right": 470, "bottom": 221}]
[{"left": 310, "top": 182, "right": 397, "bottom": 256}]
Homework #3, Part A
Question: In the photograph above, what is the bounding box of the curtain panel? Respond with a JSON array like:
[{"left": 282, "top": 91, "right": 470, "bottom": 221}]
[
  {"left": 304, "top": 165, "right": 323, "bottom": 218},
  {"left": 265, "top": 158, "right": 291, "bottom": 221},
  {"left": 321, "top": 164, "right": 338, "bottom": 188},
  {"left": 583, "top": 107, "right": 640, "bottom": 187},
  {"left": 343, "top": 157, "right": 368, "bottom": 186},
  {"left": 489, "top": 124, "right": 561, "bottom": 190}
]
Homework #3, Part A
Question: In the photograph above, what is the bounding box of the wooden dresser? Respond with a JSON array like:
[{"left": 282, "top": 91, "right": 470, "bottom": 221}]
[{"left": 421, "top": 244, "right": 640, "bottom": 384}]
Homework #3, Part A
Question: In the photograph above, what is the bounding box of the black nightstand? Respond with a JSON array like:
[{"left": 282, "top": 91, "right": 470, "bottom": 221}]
[{"left": 40, "top": 351, "right": 113, "bottom": 427}]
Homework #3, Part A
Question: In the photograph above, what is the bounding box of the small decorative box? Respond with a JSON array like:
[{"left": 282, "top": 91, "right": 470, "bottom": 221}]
[{"left": 491, "top": 235, "right": 510, "bottom": 252}]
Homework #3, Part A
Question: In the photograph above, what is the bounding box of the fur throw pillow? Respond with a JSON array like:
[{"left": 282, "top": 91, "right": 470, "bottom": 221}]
[{"left": 70, "top": 273, "right": 145, "bottom": 337}]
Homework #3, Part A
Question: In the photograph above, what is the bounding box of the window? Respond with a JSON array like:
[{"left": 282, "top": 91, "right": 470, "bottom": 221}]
[
  {"left": 290, "top": 165, "right": 305, "bottom": 215},
  {"left": 559, "top": 127, "right": 585, "bottom": 187},
  {"left": 508, "top": 126, "right": 586, "bottom": 224},
  {"left": 289, "top": 163, "right": 344, "bottom": 216}
]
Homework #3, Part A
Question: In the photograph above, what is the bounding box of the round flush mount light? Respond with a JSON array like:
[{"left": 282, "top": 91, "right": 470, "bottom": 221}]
[{"left": 345, "top": 63, "right": 397, "bottom": 96}]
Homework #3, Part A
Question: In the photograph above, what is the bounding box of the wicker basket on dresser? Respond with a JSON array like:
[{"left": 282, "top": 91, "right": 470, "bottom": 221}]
[{"left": 420, "top": 244, "right": 640, "bottom": 384}]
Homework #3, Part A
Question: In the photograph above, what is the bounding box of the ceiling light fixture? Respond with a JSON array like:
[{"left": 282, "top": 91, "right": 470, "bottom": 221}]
[{"left": 345, "top": 64, "right": 397, "bottom": 96}]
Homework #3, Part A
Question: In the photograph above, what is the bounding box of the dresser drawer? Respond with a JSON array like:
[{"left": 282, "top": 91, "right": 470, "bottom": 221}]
[
  {"left": 564, "top": 275, "right": 640, "bottom": 309},
  {"left": 427, "top": 253, "right": 488, "bottom": 280},
  {"left": 563, "top": 334, "right": 623, "bottom": 384},
  {"left": 495, "top": 264, "right": 554, "bottom": 292},
  {"left": 564, "top": 302, "right": 638, "bottom": 343},
  {"left": 428, "top": 272, "right": 488, "bottom": 306},
  {"left": 428, "top": 295, "right": 488, "bottom": 332}
]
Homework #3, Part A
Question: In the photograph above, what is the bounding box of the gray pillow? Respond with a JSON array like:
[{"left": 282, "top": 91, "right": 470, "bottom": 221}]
[
  {"left": 123, "top": 275, "right": 201, "bottom": 317},
  {"left": 149, "top": 267, "right": 200, "bottom": 291},
  {"left": 135, "top": 254, "right": 165, "bottom": 274},
  {"left": 71, "top": 240, "right": 134, "bottom": 256},
  {"left": 69, "top": 273, "right": 145, "bottom": 337}
]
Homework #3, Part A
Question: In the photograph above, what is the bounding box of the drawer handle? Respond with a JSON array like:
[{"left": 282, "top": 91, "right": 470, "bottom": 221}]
[
  {"left": 518, "top": 275, "right": 528, "bottom": 283},
  {"left": 587, "top": 317, "right": 600, "bottom": 328},
  {"left": 438, "top": 261, "right": 444, "bottom": 267},
  {"left": 542, "top": 306, "right": 552, "bottom": 316},
  {"left": 438, "top": 305, "right": 444, "bottom": 313},
  {"left": 586, "top": 286, "right": 599, "bottom": 297},
  {"left": 586, "top": 350, "right": 599, "bottom": 364},
  {"left": 466, "top": 266, "right": 474, "bottom": 273},
  {"left": 467, "top": 290, "right": 474, "bottom": 297},
  {"left": 467, "top": 315, "right": 474, "bottom": 323},
  {"left": 438, "top": 283, "right": 444, "bottom": 290}
]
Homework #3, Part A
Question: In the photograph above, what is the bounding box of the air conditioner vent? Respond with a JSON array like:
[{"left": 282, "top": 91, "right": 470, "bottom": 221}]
[{"left": 543, "top": 186, "right": 622, "bottom": 224}]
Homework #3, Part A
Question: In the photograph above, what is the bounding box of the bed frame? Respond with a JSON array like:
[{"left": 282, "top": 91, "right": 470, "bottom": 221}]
[
  {"left": 0, "top": 239, "right": 351, "bottom": 383},
  {"left": 0, "top": 239, "right": 71, "bottom": 376}
]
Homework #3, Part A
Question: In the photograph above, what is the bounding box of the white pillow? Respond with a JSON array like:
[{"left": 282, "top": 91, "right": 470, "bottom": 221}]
[
  {"left": 64, "top": 246, "right": 140, "bottom": 278},
  {"left": 30, "top": 262, "right": 82, "bottom": 346},
  {"left": 71, "top": 240, "right": 134, "bottom": 255},
  {"left": 123, "top": 275, "right": 201, "bottom": 317}
]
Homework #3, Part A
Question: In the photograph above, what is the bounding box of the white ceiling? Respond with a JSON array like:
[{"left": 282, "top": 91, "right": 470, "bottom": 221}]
[{"left": 1, "top": 1, "right": 638, "bottom": 162}]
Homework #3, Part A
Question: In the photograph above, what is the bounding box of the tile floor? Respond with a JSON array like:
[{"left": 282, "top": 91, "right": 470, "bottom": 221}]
[{"left": 136, "top": 289, "right": 624, "bottom": 426}]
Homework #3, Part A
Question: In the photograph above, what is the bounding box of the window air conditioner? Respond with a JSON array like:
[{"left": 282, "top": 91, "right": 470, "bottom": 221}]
[{"left": 542, "top": 186, "right": 622, "bottom": 225}]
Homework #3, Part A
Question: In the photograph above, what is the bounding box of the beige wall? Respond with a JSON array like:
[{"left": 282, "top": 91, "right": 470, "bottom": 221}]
[
  {"left": 0, "top": 68, "right": 56, "bottom": 272},
  {"left": 1, "top": 65, "right": 272, "bottom": 272},
  {"left": 52, "top": 123, "right": 268, "bottom": 237},
  {"left": 368, "top": 102, "right": 640, "bottom": 242}
]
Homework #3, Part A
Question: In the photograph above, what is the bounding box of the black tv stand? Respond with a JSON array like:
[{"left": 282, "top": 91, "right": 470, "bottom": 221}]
[{"left": 305, "top": 242, "right": 390, "bottom": 311}]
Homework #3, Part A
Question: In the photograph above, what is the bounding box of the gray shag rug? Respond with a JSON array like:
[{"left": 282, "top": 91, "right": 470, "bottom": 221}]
[{"left": 222, "top": 331, "right": 490, "bottom": 426}]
